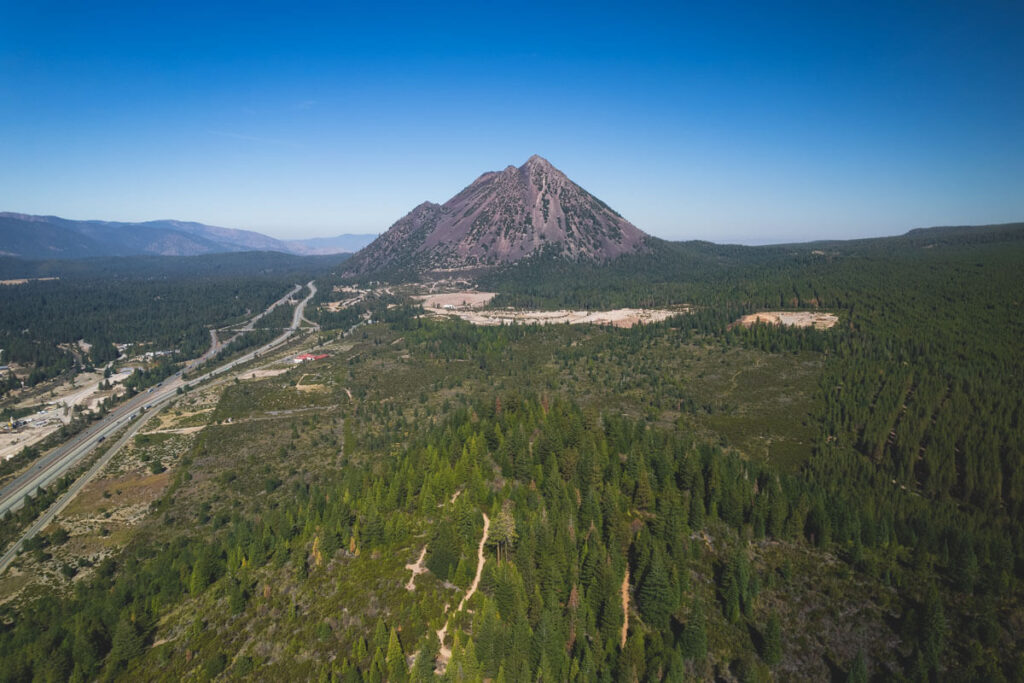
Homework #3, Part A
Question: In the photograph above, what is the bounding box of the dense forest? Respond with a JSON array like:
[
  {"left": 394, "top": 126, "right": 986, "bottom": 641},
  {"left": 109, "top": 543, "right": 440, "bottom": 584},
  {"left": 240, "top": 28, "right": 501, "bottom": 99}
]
[
  {"left": 0, "top": 253, "right": 339, "bottom": 392},
  {"left": 0, "top": 225, "right": 1022, "bottom": 680}
]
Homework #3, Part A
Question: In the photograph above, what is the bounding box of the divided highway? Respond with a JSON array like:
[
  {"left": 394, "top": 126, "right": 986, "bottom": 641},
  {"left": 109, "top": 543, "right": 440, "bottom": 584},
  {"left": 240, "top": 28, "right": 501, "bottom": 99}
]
[{"left": 0, "top": 281, "right": 317, "bottom": 525}]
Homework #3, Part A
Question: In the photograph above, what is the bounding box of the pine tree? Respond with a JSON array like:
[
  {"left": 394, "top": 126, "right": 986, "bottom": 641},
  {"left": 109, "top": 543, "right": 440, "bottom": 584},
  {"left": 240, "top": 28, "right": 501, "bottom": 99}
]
[
  {"left": 489, "top": 504, "right": 518, "bottom": 563},
  {"left": 367, "top": 646, "right": 386, "bottom": 683},
  {"left": 637, "top": 550, "right": 672, "bottom": 630},
  {"left": 446, "top": 633, "right": 481, "bottom": 682},
  {"left": 721, "top": 564, "right": 741, "bottom": 624},
  {"left": 846, "top": 650, "right": 868, "bottom": 683},
  {"left": 411, "top": 635, "right": 439, "bottom": 682},
  {"left": 427, "top": 523, "right": 460, "bottom": 582},
  {"left": 763, "top": 610, "right": 782, "bottom": 665},
  {"left": 372, "top": 617, "right": 389, "bottom": 654},
  {"left": 386, "top": 627, "right": 408, "bottom": 682},
  {"left": 920, "top": 584, "right": 947, "bottom": 671},
  {"left": 106, "top": 612, "right": 143, "bottom": 672},
  {"left": 680, "top": 599, "right": 707, "bottom": 660},
  {"left": 352, "top": 636, "right": 368, "bottom": 666}
]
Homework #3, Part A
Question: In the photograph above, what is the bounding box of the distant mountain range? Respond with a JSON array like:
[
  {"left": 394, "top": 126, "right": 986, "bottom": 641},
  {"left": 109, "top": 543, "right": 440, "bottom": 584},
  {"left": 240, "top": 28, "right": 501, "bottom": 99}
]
[
  {"left": 0, "top": 213, "right": 376, "bottom": 259},
  {"left": 344, "top": 155, "right": 649, "bottom": 275}
]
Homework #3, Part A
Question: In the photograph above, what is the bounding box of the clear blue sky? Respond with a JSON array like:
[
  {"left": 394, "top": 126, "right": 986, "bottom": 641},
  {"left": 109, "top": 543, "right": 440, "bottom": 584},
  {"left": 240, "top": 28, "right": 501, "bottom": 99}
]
[{"left": 1, "top": 1, "right": 1022, "bottom": 244}]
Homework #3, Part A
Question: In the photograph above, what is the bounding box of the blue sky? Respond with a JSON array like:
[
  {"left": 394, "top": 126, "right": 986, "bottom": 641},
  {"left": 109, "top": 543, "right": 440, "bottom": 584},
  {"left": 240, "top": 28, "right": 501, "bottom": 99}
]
[{"left": 1, "top": 1, "right": 1022, "bottom": 244}]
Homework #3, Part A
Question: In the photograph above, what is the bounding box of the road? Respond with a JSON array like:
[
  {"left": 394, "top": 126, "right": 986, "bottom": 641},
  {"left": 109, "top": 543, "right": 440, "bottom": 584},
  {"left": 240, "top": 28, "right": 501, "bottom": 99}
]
[
  {"left": 0, "top": 282, "right": 317, "bottom": 522},
  {"left": 0, "top": 398, "right": 168, "bottom": 574},
  {"left": 236, "top": 283, "right": 302, "bottom": 332}
]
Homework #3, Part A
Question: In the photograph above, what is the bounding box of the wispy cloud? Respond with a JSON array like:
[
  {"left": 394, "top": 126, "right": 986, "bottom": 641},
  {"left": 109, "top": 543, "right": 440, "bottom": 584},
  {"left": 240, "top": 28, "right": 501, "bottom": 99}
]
[{"left": 294, "top": 99, "right": 317, "bottom": 111}]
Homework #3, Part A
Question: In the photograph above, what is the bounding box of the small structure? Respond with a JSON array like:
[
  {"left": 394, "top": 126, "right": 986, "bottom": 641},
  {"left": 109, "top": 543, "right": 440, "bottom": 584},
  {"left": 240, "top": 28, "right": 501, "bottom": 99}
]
[{"left": 293, "top": 353, "right": 329, "bottom": 364}]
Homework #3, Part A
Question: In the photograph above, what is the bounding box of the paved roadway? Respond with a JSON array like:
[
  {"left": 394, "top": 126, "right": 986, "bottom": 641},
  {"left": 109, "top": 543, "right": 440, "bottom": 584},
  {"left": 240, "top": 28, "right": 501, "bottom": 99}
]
[
  {"left": 0, "top": 281, "right": 316, "bottom": 521},
  {"left": 0, "top": 399, "right": 168, "bottom": 574},
  {"left": 0, "top": 281, "right": 318, "bottom": 573},
  {"left": 234, "top": 283, "right": 302, "bottom": 333}
]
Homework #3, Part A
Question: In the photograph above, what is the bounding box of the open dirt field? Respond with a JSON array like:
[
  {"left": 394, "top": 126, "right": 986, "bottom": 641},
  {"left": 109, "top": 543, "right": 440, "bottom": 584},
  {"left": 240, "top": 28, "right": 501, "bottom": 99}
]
[
  {"left": 0, "top": 424, "right": 53, "bottom": 463},
  {"left": 415, "top": 291, "right": 497, "bottom": 309},
  {"left": 240, "top": 368, "right": 291, "bottom": 380},
  {"left": 63, "top": 469, "right": 172, "bottom": 520},
  {"left": 0, "top": 277, "right": 59, "bottom": 286},
  {"left": 431, "top": 306, "right": 683, "bottom": 328},
  {"left": 414, "top": 290, "right": 684, "bottom": 328},
  {"left": 1, "top": 368, "right": 133, "bottom": 461},
  {"left": 737, "top": 311, "right": 839, "bottom": 329},
  {"left": 323, "top": 296, "right": 363, "bottom": 312}
]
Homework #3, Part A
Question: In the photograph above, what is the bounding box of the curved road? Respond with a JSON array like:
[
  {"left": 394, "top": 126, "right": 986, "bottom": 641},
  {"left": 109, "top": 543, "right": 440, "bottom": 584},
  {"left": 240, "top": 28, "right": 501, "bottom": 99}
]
[{"left": 0, "top": 281, "right": 317, "bottom": 538}]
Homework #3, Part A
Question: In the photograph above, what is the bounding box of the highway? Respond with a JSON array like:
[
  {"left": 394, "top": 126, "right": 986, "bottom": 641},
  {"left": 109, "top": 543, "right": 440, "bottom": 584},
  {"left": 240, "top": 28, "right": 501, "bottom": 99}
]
[
  {"left": 234, "top": 283, "right": 302, "bottom": 333},
  {"left": 0, "top": 282, "right": 317, "bottom": 523},
  {"left": 0, "top": 398, "right": 168, "bottom": 574}
]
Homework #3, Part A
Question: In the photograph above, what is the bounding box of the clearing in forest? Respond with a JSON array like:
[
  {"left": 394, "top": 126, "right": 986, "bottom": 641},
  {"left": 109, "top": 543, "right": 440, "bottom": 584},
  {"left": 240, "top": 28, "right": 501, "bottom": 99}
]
[
  {"left": 418, "top": 291, "right": 685, "bottom": 328},
  {"left": 415, "top": 291, "right": 497, "bottom": 309},
  {"left": 736, "top": 311, "right": 838, "bottom": 330},
  {"left": 404, "top": 546, "right": 428, "bottom": 591}
]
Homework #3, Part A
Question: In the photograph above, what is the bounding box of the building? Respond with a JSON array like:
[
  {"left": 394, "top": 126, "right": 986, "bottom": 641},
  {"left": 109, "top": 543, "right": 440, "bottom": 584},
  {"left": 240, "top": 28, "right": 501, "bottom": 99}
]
[{"left": 293, "top": 353, "right": 329, "bottom": 364}]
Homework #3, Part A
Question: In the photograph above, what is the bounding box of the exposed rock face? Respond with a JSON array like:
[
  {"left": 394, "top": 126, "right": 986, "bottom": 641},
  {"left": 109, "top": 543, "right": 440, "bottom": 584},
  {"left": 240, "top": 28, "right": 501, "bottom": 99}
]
[{"left": 346, "top": 155, "right": 649, "bottom": 274}]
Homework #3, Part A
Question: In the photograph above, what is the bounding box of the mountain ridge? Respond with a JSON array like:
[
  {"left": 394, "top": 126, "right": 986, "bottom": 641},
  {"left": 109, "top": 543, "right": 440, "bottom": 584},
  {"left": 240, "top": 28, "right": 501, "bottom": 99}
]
[{"left": 0, "top": 212, "right": 375, "bottom": 259}]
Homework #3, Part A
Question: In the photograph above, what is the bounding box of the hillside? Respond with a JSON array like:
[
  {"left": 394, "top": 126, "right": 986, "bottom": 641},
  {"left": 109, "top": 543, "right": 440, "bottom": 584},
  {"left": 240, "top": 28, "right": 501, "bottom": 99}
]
[
  {"left": 0, "top": 213, "right": 374, "bottom": 259},
  {"left": 0, "top": 225, "right": 1022, "bottom": 681},
  {"left": 344, "top": 155, "right": 649, "bottom": 276}
]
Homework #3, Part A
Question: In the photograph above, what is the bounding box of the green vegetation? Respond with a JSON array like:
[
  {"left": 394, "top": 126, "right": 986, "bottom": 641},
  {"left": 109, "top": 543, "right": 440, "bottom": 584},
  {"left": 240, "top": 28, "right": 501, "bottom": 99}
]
[{"left": 0, "top": 224, "right": 1022, "bottom": 680}]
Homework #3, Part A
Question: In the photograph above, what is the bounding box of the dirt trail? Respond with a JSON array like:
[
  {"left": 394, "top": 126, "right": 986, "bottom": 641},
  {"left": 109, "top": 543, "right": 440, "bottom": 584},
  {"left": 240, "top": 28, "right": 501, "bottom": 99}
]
[
  {"left": 140, "top": 426, "right": 205, "bottom": 436},
  {"left": 620, "top": 569, "right": 630, "bottom": 648},
  {"left": 405, "top": 546, "right": 428, "bottom": 591},
  {"left": 435, "top": 512, "right": 490, "bottom": 673}
]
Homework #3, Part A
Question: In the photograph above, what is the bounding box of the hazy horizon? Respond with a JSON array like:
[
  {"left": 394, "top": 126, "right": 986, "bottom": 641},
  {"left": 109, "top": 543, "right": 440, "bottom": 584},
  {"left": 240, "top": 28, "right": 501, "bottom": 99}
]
[{"left": 7, "top": 204, "right": 1020, "bottom": 250}]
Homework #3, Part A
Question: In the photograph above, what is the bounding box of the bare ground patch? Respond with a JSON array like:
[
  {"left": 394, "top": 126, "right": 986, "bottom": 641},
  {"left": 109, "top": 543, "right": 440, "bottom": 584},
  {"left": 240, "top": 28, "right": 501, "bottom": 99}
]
[
  {"left": 64, "top": 469, "right": 172, "bottom": 519},
  {"left": 736, "top": 311, "right": 839, "bottom": 329},
  {"left": 241, "top": 367, "right": 291, "bottom": 380},
  {"left": 415, "top": 291, "right": 497, "bottom": 310},
  {"left": 432, "top": 306, "right": 684, "bottom": 328}
]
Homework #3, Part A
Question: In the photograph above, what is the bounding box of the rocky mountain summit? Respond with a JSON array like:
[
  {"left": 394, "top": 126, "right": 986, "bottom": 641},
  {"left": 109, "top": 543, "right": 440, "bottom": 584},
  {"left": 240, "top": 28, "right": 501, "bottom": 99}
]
[{"left": 345, "top": 155, "right": 649, "bottom": 274}]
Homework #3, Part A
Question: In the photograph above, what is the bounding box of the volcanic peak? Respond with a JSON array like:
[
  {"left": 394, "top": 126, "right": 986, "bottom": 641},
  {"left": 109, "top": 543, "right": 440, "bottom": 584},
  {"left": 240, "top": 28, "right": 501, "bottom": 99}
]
[{"left": 345, "top": 155, "right": 648, "bottom": 275}]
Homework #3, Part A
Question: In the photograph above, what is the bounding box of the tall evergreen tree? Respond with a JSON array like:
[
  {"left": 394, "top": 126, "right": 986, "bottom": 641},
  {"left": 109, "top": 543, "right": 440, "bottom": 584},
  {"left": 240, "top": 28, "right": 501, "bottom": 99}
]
[
  {"left": 386, "top": 627, "right": 408, "bottom": 683},
  {"left": 637, "top": 550, "right": 672, "bottom": 630},
  {"left": 763, "top": 611, "right": 782, "bottom": 666},
  {"left": 680, "top": 599, "right": 708, "bottom": 660}
]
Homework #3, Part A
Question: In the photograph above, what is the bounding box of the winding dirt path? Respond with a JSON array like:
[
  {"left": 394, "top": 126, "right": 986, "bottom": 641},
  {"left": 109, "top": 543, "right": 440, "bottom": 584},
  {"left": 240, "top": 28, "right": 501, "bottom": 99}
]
[
  {"left": 620, "top": 569, "right": 630, "bottom": 648},
  {"left": 435, "top": 512, "right": 490, "bottom": 673},
  {"left": 405, "top": 545, "right": 428, "bottom": 591}
]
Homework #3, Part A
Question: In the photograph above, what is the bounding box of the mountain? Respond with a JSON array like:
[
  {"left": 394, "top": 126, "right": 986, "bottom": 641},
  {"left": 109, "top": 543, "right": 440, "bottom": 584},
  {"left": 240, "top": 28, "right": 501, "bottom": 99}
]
[
  {"left": 0, "top": 213, "right": 375, "bottom": 259},
  {"left": 344, "top": 155, "right": 650, "bottom": 275}
]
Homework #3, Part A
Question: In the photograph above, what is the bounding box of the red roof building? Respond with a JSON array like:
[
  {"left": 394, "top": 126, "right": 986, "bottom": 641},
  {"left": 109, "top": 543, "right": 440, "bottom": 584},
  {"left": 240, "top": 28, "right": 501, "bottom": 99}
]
[{"left": 293, "top": 353, "right": 329, "bottom": 363}]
